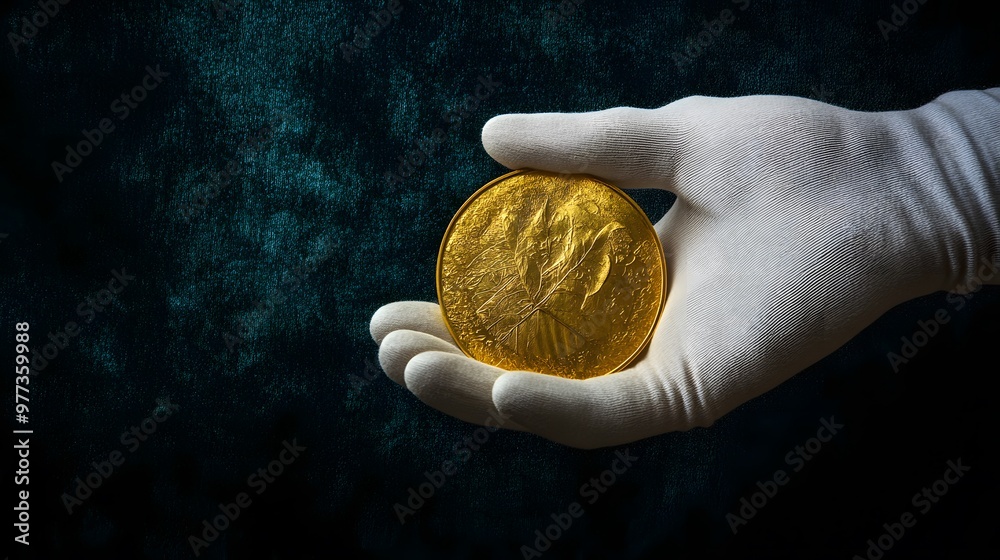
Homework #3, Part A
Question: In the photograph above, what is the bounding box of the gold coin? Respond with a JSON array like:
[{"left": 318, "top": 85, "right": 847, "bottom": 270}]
[{"left": 436, "top": 169, "right": 666, "bottom": 380}]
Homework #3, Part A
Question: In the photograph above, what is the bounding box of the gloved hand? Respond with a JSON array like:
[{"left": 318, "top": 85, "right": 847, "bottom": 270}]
[{"left": 370, "top": 89, "right": 1000, "bottom": 449}]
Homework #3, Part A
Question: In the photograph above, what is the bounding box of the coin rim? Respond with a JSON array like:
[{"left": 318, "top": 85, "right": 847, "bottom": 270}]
[{"left": 436, "top": 168, "right": 668, "bottom": 378}]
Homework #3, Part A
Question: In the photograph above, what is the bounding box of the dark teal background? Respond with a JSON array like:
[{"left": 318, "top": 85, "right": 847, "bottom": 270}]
[{"left": 2, "top": 0, "right": 998, "bottom": 558}]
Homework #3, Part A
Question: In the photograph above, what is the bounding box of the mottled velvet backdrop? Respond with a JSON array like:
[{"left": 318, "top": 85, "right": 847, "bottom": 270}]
[{"left": 2, "top": 0, "right": 998, "bottom": 558}]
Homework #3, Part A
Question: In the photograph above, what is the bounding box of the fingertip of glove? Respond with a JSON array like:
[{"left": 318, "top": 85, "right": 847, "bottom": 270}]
[
  {"left": 369, "top": 301, "right": 450, "bottom": 345},
  {"left": 402, "top": 350, "right": 452, "bottom": 394},
  {"left": 481, "top": 114, "right": 520, "bottom": 166},
  {"left": 376, "top": 330, "right": 410, "bottom": 386},
  {"left": 369, "top": 303, "right": 394, "bottom": 344},
  {"left": 492, "top": 370, "right": 553, "bottom": 418}
]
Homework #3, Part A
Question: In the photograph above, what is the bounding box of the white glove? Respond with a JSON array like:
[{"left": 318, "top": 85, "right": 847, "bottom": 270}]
[{"left": 370, "top": 88, "right": 1000, "bottom": 449}]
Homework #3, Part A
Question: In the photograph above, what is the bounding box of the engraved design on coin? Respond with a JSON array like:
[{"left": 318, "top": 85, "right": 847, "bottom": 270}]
[{"left": 438, "top": 170, "right": 665, "bottom": 379}]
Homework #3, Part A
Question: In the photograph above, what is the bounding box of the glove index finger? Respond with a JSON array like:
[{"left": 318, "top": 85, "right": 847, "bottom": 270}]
[{"left": 480, "top": 107, "right": 684, "bottom": 191}]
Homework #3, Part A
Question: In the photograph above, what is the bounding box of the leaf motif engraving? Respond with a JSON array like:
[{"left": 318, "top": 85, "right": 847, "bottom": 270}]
[{"left": 470, "top": 197, "right": 626, "bottom": 358}]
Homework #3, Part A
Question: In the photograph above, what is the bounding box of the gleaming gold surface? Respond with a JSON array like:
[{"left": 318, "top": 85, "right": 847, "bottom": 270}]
[{"left": 436, "top": 169, "right": 666, "bottom": 379}]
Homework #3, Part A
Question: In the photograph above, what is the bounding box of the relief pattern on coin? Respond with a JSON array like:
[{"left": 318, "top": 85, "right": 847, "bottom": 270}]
[{"left": 438, "top": 170, "right": 665, "bottom": 379}]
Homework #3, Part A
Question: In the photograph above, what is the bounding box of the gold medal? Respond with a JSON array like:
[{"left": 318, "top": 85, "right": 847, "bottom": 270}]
[{"left": 436, "top": 170, "right": 666, "bottom": 380}]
